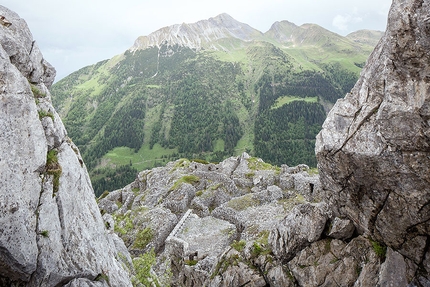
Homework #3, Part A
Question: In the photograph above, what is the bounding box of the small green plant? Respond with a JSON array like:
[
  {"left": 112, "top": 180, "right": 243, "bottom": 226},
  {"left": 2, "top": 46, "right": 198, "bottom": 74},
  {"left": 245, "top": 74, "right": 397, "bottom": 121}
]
[
  {"left": 98, "top": 190, "right": 110, "bottom": 201},
  {"left": 95, "top": 273, "right": 109, "bottom": 283},
  {"left": 45, "top": 149, "right": 62, "bottom": 196},
  {"left": 133, "top": 249, "right": 160, "bottom": 287},
  {"left": 247, "top": 157, "right": 280, "bottom": 173},
  {"left": 371, "top": 239, "right": 387, "bottom": 260},
  {"left": 132, "top": 187, "right": 140, "bottom": 193},
  {"left": 171, "top": 158, "right": 190, "bottom": 172},
  {"left": 40, "top": 230, "right": 49, "bottom": 237},
  {"left": 308, "top": 168, "right": 319, "bottom": 175},
  {"left": 245, "top": 172, "right": 255, "bottom": 178},
  {"left": 31, "top": 84, "right": 47, "bottom": 98},
  {"left": 114, "top": 213, "right": 133, "bottom": 235},
  {"left": 324, "top": 238, "right": 332, "bottom": 255},
  {"left": 211, "top": 253, "right": 240, "bottom": 279},
  {"left": 250, "top": 231, "right": 271, "bottom": 257},
  {"left": 169, "top": 175, "right": 200, "bottom": 191},
  {"left": 210, "top": 183, "right": 222, "bottom": 190},
  {"left": 184, "top": 259, "right": 198, "bottom": 266},
  {"left": 132, "top": 227, "right": 153, "bottom": 249},
  {"left": 231, "top": 240, "right": 246, "bottom": 252},
  {"left": 38, "top": 110, "right": 54, "bottom": 121},
  {"left": 196, "top": 190, "right": 204, "bottom": 197}
]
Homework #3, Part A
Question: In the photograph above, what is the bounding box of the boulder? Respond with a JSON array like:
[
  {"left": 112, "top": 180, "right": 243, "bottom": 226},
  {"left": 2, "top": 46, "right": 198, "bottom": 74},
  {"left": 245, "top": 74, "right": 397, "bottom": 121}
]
[
  {"left": 327, "top": 217, "right": 355, "bottom": 240},
  {"left": 269, "top": 203, "right": 328, "bottom": 262}
]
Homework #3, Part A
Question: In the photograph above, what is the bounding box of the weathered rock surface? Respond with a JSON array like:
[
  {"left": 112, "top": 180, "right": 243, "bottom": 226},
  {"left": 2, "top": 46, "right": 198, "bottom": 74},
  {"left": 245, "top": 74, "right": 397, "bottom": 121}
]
[
  {"left": 316, "top": 0, "right": 430, "bottom": 283},
  {"left": 270, "top": 203, "right": 328, "bottom": 262},
  {"left": 100, "top": 155, "right": 322, "bottom": 286},
  {"left": 288, "top": 236, "right": 381, "bottom": 287},
  {"left": 327, "top": 217, "right": 355, "bottom": 240},
  {"left": 0, "top": 5, "right": 132, "bottom": 286}
]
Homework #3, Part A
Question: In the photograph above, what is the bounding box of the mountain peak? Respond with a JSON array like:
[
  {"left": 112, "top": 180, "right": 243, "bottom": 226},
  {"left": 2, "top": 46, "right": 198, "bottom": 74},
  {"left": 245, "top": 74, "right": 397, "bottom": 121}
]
[{"left": 130, "top": 14, "right": 262, "bottom": 51}]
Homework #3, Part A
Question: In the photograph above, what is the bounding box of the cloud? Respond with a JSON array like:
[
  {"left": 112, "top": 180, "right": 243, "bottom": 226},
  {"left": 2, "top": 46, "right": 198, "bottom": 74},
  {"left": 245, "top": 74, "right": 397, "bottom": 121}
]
[{"left": 332, "top": 14, "right": 363, "bottom": 31}]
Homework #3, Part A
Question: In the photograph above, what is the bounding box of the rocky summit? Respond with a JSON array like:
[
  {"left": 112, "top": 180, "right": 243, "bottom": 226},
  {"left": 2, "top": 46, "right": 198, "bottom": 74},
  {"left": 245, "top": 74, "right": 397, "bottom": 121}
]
[
  {"left": 0, "top": 5, "right": 132, "bottom": 287},
  {"left": 131, "top": 13, "right": 263, "bottom": 51}
]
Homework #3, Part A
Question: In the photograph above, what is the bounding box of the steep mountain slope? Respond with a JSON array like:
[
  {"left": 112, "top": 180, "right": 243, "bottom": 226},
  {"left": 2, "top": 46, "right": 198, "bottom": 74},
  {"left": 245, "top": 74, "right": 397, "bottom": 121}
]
[{"left": 51, "top": 14, "right": 382, "bottom": 196}]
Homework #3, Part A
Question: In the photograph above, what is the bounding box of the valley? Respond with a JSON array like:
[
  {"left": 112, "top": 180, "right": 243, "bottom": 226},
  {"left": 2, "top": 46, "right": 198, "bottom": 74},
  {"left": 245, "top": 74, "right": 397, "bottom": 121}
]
[{"left": 51, "top": 14, "right": 382, "bottom": 196}]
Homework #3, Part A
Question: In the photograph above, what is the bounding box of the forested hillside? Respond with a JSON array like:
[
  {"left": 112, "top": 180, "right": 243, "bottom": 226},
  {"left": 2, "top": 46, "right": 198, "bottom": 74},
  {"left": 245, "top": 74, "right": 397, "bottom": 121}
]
[{"left": 51, "top": 15, "right": 382, "bottom": 196}]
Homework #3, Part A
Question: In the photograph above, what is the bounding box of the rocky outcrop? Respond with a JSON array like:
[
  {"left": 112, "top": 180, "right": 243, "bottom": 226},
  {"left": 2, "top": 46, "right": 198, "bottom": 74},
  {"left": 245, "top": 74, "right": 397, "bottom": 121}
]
[
  {"left": 316, "top": 0, "right": 430, "bottom": 283},
  {"left": 0, "top": 5, "right": 132, "bottom": 286},
  {"left": 99, "top": 155, "right": 322, "bottom": 286}
]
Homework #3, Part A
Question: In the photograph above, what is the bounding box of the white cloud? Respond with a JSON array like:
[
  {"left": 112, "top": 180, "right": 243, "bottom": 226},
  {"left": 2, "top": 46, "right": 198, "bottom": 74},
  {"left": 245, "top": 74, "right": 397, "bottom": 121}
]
[{"left": 332, "top": 14, "right": 363, "bottom": 32}]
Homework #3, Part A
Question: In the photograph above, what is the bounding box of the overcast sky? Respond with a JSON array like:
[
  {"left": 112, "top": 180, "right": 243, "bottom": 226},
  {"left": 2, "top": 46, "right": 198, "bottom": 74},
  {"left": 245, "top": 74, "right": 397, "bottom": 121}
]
[{"left": 2, "top": 0, "right": 392, "bottom": 81}]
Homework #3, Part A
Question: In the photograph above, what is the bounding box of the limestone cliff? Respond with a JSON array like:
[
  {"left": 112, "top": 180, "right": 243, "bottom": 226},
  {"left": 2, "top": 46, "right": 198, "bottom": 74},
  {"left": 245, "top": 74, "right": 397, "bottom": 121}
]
[
  {"left": 0, "top": 5, "right": 132, "bottom": 286},
  {"left": 316, "top": 0, "right": 430, "bottom": 284}
]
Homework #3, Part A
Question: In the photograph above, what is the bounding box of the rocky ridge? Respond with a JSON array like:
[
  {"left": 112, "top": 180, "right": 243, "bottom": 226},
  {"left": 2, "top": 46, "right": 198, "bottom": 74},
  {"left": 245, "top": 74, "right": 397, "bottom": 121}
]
[
  {"left": 130, "top": 12, "right": 383, "bottom": 52},
  {"left": 0, "top": 5, "right": 132, "bottom": 286},
  {"left": 99, "top": 153, "right": 409, "bottom": 286},
  {"left": 131, "top": 13, "right": 263, "bottom": 51}
]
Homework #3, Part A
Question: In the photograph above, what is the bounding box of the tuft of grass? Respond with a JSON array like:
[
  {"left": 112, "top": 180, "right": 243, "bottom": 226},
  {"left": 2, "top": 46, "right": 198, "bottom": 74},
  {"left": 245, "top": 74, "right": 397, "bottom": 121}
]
[
  {"left": 38, "top": 110, "right": 55, "bottom": 121},
  {"left": 98, "top": 190, "right": 110, "bottom": 201},
  {"left": 31, "top": 84, "right": 47, "bottom": 98},
  {"left": 132, "top": 227, "right": 153, "bottom": 249},
  {"left": 370, "top": 239, "right": 387, "bottom": 260},
  {"left": 169, "top": 175, "right": 200, "bottom": 191},
  {"left": 211, "top": 253, "right": 241, "bottom": 279},
  {"left": 308, "top": 168, "right": 319, "bottom": 175},
  {"left": 231, "top": 240, "right": 246, "bottom": 252},
  {"left": 40, "top": 230, "right": 49, "bottom": 237},
  {"left": 114, "top": 213, "right": 134, "bottom": 235},
  {"left": 250, "top": 231, "right": 272, "bottom": 258},
  {"left": 184, "top": 259, "right": 198, "bottom": 266},
  {"left": 95, "top": 273, "right": 109, "bottom": 283},
  {"left": 132, "top": 249, "right": 160, "bottom": 287},
  {"left": 46, "top": 149, "right": 62, "bottom": 196},
  {"left": 247, "top": 157, "right": 280, "bottom": 173}
]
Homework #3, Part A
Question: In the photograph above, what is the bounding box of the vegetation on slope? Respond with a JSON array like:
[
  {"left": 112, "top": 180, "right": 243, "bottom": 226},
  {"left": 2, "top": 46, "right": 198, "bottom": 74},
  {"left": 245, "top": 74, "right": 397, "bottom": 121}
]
[{"left": 51, "top": 25, "right": 379, "bottom": 196}]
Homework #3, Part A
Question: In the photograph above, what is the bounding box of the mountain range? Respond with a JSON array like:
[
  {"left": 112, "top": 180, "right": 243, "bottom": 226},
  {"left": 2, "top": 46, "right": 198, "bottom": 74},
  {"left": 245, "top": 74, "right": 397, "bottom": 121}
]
[{"left": 51, "top": 13, "right": 383, "bottom": 196}]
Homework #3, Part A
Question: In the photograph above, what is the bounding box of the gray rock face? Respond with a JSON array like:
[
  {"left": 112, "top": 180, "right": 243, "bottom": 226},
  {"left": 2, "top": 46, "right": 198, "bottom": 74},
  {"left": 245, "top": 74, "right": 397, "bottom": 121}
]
[
  {"left": 269, "top": 203, "right": 328, "bottom": 262},
  {"left": 288, "top": 236, "right": 382, "bottom": 287},
  {"left": 327, "top": 217, "right": 355, "bottom": 240},
  {"left": 316, "top": 0, "right": 430, "bottom": 273},
  {"left": 0, "top": 5, "right": 132, "bottom": 286}
]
